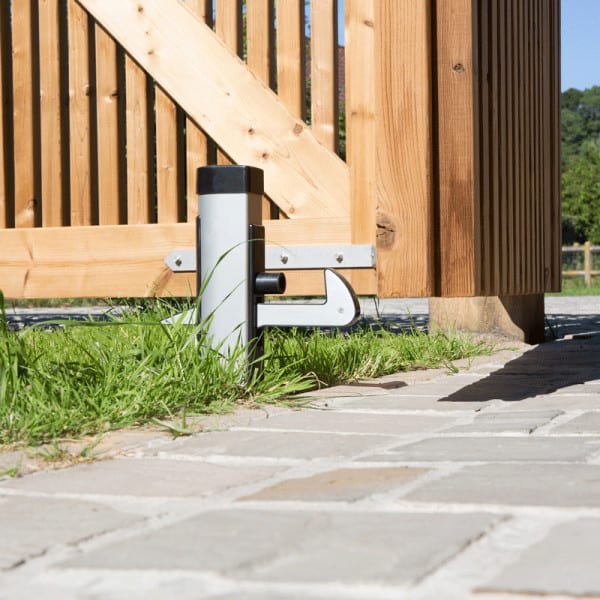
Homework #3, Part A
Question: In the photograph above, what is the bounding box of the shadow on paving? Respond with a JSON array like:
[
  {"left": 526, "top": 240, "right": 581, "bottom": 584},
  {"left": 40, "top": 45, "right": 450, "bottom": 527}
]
[{"left": 442, "top": 332, "right": 600, "bottom": 403}]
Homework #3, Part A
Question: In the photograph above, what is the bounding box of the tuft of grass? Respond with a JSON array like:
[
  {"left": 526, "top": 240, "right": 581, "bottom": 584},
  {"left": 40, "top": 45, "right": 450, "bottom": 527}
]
[{"left": 0, "top": 293, "right": 492, "bottom": 447}]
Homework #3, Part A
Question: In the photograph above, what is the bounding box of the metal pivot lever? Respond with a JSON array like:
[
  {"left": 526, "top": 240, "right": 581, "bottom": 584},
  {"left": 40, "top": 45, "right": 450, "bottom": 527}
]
[{"left": 256, "top": 269, "right": 359, "bottom": 329}]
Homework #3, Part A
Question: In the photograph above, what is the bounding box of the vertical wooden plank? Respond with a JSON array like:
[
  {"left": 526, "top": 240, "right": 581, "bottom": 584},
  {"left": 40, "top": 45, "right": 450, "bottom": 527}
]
[
  {"left": 550, "top": 0, "right": 562, "bottom": 291},
  {"left": 276, "top": 0, "right": 305, "bottom": 119},
  {"left": 12, "top": 0, "right": 37, "bottom": 228},
  {"left": 542, "top": 0, "right": 552, "bottom": 291},
  {"left": 436, "top": 0, "right": 478, "bottom": 296},
  {"left": 375, "top": 0, "right": 433, "bottom": 296},
  {"left": 0, "top": 3, "right": 8, "bottom": 229},
  {"left": 477, "top": 0, "right": 491, "bottom": 295},
  {"left": 498, "top": 0, "right": 509, "bottom": 294},
  {"left": 68, "top": 0, "right": 92, "bottom": 226},
  {"left": 215, "top": 0, "right": 242, "bottom": 166},
  {"left": 95, "top": 25, "right": 121, "bottom": 225},
  {"left": 39, "top": 0, "right": 63, "bottom": 227},
  {"left": 517, "top": 0, "right": 526, "bottom": 292},
  {"left": 125, "top": 55, "right": 150, "bottom": 224},
  {"left": 184, "top": 0, "right": 212, "bottom": 221},
  {"left": 310, "top": 0, "right": 338, "bottom": 152},
  {"left": 345, "top": 0, "right": 377, "bottom": 294},
  {"left": 155, "top": 86, "right": 179, "bottom": 222},
  {"left": 246, "top": 0, "right": 276, "bottom": 220}
]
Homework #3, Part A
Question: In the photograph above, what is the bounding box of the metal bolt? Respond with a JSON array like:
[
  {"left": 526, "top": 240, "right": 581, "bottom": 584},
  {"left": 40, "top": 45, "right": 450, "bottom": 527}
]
[
  {"left": 174, "top": 256, "right": 183, "bottom": 267},
  {"left": 280, "top": 254, "right": 289, "bottom": 265},
  {"left": 335, "top": 253, "right": 344, "bottom": 264}
]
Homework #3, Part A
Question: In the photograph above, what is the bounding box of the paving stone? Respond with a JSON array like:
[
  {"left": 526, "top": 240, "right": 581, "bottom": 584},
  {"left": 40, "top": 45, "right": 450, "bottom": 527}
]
[
  {"left": 150, "top": 430, "right": 394, "bottom": 461},
  {"left": 0, "top": 495, "right": 141, "bottom": 569},
  {"left": 406, "top": 463, "right": 600, "bottom": 507},
  {"left": 362, "top": 436, "right": 600, "bottom": 463},
  {"left": 243, "top": 410, "right": 454, "bottom": 434},
  {"left": 63, "top": 509, "right": 500, "bottom": 585},
  {"left": 446, "top": 409, "right": 563, "bottom": 433},
  {"left": 312, "top": 394, "right": 493, "bottom": 412},
  {"left": 494, "top": 394, "right": 600, "bottom": 411},
  {"left": 481, "top": 518, "right": 600, "bottom": 595},
  {"left": 240, "top": 467, "right": 429, "bottom": 502},
  {"left": 0, "top": 458, "right": 282, "bottom": 498},
  {"left": 553, "top": 411, "right": 600, "bottom": 433}
]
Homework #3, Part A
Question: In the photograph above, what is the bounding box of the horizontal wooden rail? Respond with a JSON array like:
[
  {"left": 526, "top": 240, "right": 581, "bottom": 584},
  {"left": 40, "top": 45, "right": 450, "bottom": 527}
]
[{"left": 562, "top": 242, "right": 600, "bottom": 288}]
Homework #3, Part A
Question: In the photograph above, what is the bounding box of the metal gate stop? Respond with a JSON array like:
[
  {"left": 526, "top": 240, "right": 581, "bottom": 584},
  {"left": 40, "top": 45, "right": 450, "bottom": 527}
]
[{"left": 164, "top": 165, "right": 370, "bottom": 365}]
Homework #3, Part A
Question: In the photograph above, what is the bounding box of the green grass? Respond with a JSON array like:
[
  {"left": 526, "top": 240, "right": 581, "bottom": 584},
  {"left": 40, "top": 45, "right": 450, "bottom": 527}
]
[
  {"left": 0, "top": 294, "right": 493, "bottom": 447},
  {"left": 548, "top": 276, "right": 600, "bottom": 296}
]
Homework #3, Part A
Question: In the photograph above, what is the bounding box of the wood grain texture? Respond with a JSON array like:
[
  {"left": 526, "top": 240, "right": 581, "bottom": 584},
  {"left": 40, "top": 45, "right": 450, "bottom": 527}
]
[
  {"left": 276, "top": 0, "right": 305, "bottom": 119},
  {"left": 95, "top": 25, "right": 121, "bottom": 225},
  {"left": 125, "top": 55, "right": 150, "bottom": 223},
  {"left": 345, "top": 0, "right": 377, "bottom": 293},
  {"left": 0, "top": 4, "right": 7, "bottom": 229},
  {"left": 375, "top": 0, "right": 433, "bottom": 297},
  {"left": 68, "top": 0, "right": 93, "bottom": 226},
  {"left": 78, "top": 0, "right": 349, "bottom": 219},
  {"left": 12, "top": 0, "right": 36, "bottom": 228},
  {"left": 39, "top": 0, "right": 64, "bottom": 227},
  {"left": 155, "top": 86, "right": 180, "bottom": 222},
  {"left": 435, "top": 0, "right": 478, "bottom": 296},
  {"left": 310, "top": 0, "right": 338, "bottom": 152}
]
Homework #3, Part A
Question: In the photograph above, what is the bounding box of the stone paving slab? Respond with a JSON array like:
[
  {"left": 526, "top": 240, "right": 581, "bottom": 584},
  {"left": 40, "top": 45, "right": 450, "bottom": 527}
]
[
  {"left": 241, "top": 411, "right": 455, "bottom": 435},
  {"left": 240, "top": 467, "right": 429, "bottom": 502},
  {"left": 553, "top": 411, "right": 600, "bottom": 433},
  {"left": 481, "top": 518, "right": 600, "bottom": 596},
  {"left": 0, "top": 496, "right": 141, "bottom": 570},
  {"left": 145, "top": 430, "right": 396, "bottom": 461},
  {"left": 0, "top": 458, "right": 283, "bottom": 498},
  {"left": 362, "top": 435, "right": 600, "bottom": 463},
  {"left": 406, "top": 463, "right": 600, "bottom": 507},
  {"left": 445, "top": 409, "right": 563, "bottom": 433},
  {"left": 62, "top": 509, "right": 501, "bottom": 586}
]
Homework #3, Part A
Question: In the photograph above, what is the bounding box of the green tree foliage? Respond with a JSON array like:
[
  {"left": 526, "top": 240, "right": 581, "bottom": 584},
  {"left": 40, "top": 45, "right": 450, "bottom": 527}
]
[{"left": 561, "top": 86, "right": 600, "bottom": 243}]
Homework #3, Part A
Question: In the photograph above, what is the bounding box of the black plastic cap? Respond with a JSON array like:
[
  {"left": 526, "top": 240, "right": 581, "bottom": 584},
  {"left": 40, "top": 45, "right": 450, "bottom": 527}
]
[{"left": 196, "top": 165, "right": 264, "bottom": 196}]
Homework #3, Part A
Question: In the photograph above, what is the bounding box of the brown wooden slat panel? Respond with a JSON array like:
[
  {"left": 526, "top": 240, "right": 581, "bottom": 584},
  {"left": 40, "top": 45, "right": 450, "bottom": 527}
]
[
  {"left": 155, "top": 86, "right": 180, "bottom": 222},
  {"left": 215, "top": 0, "right": 242, "bottom": 167},
  {"left": 436, "top": 0, "right": 478, "bottom": 296},
  {"left": 68, "top": 0, "right": 92, "bottom": 226},
  {"left": 39, "top": 0, "right": 64, "bottom": 227},
  {"left": 276, "top": 0, "right": 305, "bottom": 119},
  {"left": 310, "top": 0, "right": 338, "bottom": 152},
  {"left": 375, "top": 0, "right": 433, "bottom": 297},
  {"left": 344, "top": 0, "right": 377, "bottom": 295},
  {"left": 78, "top": 0, "right": 350, "bottom": 220},
  {"left": 12, "top": 0, "right": 37, "bottom": 228},
  {"left": 183, "top": 0, "right": 212, "bottom": 222},
  {"left": 0, "top": 2, "right": 8, "bottom": 229},
  {"left": 125, "top": 55, "right": 150, "bottom": 224},
  {"left": 95, "top": 25, "right": 121, "bottom": 225}
]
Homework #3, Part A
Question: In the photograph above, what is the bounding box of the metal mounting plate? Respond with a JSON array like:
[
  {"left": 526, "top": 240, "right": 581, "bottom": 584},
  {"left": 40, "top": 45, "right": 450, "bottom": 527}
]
[{"left": 165, "top": 244, "right": 376, "bottom": 272}]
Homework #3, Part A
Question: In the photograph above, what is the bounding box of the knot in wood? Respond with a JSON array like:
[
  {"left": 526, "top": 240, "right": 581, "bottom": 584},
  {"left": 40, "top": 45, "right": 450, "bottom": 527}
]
[{"left": 452, "top": 63, "right": 465, "bottom": 73}]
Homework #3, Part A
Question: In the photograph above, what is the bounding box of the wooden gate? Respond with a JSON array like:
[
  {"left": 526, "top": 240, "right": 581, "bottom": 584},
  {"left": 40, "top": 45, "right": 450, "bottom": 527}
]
[{"left": 0, "top": 0, "right": 561, "bottom": 299}]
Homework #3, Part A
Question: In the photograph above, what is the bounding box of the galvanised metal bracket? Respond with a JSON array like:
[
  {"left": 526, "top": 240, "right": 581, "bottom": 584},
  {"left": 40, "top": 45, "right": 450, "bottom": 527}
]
[
  {"left": 162, "top": 165, "right": 361, "bottom": 365},
  {"left": 165, "top": 244, "right": 376, "bottom": 272}
]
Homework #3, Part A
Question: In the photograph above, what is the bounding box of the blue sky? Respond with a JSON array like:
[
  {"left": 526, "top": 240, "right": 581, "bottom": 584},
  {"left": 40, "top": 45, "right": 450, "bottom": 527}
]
[{"left": 561, "top": 0, "right": 599, "bottom": 90}]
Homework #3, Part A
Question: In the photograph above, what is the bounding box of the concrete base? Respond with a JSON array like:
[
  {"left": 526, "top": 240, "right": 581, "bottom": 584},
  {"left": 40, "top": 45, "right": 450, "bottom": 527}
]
[{"left": 429, "top": 295, "right": 545, "bottom": 344}]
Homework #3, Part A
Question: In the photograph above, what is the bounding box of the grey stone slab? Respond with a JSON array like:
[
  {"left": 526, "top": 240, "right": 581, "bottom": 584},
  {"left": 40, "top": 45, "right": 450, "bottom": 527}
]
[
  {"left": 0, "top": 458, "right": 281, "bottom": 498},
  {"left": 0, "top": 495, "right": 141, "bottom": 569},
  {"left": 151, "top": 430, "right": 394, "bottom": 461},
  {"left": 496, "top": 394, "right": 600, "bottom": 411},
  {"left": 553, "top": 411, "right": 600, "bottom": 433},
  {"left": 482, "top": 518, "right": 600, "bottom": 595},
  {"left": 363, "top": 436, "right": 600, "bottom": 463},
  {"left": 446, "top": 409, "right": 562, "bottom": 433},
  {"left": 63, "top": 509, "right": 500, "bottom": 585},
  {"left": 241, "top": 466, "right": 428, "bottom": 502},
  {"left": 245, "top": 410, "right": 454, "bottom": 435},
  {"left": 406, "top": 463, "right": 600, "bottom": 507},
  {"left": 313, "top": 395, "right": 493, "bottom": 412}
]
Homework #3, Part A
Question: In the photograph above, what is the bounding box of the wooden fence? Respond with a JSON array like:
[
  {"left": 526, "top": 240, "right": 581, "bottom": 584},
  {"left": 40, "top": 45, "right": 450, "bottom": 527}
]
[
  {"left": 0, "top": 0, "right": 561, "bottom": 299},
  {"left": 562, "top": 242, "right": 600, "bottom": 287}
]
